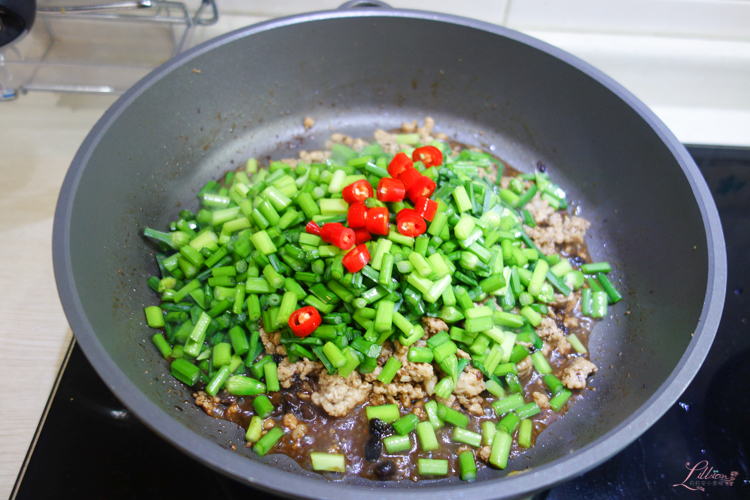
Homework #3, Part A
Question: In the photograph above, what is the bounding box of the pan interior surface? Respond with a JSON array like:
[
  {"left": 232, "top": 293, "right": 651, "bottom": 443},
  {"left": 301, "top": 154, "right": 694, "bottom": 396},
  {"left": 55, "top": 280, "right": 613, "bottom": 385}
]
[{"left": 54, "top": 10, "right": 723, "bottom": 499}]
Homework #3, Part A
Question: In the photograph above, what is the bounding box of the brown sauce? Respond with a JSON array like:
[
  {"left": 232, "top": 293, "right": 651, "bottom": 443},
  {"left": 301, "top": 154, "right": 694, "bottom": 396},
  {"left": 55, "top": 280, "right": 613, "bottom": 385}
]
[{"left": 193, "top": 300, "right": 595, "bottom": 481}]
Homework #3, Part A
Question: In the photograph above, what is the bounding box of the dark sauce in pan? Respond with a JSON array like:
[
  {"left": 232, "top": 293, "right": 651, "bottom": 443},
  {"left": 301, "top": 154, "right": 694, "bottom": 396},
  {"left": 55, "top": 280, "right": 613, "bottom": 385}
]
[{"left": 194, "top": 294, "right": 595, "bottom": 482}]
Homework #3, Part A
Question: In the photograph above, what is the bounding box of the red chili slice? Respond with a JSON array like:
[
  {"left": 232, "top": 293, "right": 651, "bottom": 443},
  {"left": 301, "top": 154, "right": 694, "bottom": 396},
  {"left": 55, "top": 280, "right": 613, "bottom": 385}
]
[
  {"left": 305, "top": 220, "right": 322, "bottom": 236},
  {"left": 342, "top": 179, "right": 374, "bottom": 204},
  {"left": 365, "top": 206, "right": 390, "bottom": 235},
  {"left": 396, "top": 209, "right": 427, "bottom": 237},
  {"left": 288, "top": 306, "right": 321, "bottom": 338},
  {"left": 341, "top": 244, "right": 371, "bottom": 273},
  {"left": 347, "top": 202, "right": 368, "bottom": 229},
  {"left": 412, "top": 145, "right": 443, "bottom": 168},
  {"left": 407, "top": 176, "right": 437, "bottom": 202},
  {"left": 398, "top": 167, "right": 423, "bottom": 191},
  {"left": 376, "top": 177, "right": 406, "bottom": 203},
  {"left": 320, "top": 222, "right": 355, "bottom": 250},
  {"left": 353, "top": 227, "right": 371, "bottom": 245},
  {"left": 387, "top": 152, "right": 414, "bottom": 178},
  {"left": 413, "top": 196, "right": 438, "bottom": 221}
]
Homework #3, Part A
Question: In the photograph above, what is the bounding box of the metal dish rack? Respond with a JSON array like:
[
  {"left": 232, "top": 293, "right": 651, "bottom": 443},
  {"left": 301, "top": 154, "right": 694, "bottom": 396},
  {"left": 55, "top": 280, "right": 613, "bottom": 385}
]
[{"left": 0, "top": 0, "right": 217, "bottom": 97}]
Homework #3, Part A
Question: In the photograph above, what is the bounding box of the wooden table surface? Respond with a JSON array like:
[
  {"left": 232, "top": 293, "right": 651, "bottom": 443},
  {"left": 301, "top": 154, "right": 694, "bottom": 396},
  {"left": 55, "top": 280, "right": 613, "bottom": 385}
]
[{"left": 0, "top": 92, "right": 117, "bottom": 497}]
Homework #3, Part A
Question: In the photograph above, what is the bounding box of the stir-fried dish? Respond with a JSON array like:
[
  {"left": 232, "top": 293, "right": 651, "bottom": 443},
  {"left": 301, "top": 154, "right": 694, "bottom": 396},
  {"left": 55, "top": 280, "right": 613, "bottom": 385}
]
[{"left": 142, "top": 118, "right": 620, "bottom": 481}]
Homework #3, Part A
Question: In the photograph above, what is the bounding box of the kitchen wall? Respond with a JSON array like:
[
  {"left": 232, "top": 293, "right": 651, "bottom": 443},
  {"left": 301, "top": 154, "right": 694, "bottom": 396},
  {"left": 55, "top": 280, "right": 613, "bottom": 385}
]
[
  {"left": 7, "top": 0, "right": 749, "bottom": 144},
  {"left": 183, "top": 0, "right": 750, "bottom": 146}
]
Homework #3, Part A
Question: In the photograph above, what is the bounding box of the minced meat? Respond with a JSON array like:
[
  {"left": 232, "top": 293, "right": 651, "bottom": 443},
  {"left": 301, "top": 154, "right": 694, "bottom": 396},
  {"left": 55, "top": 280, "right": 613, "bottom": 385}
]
[
  {"left": 532, "top": 391, "right": 551, "bottom": 410},
  {"left": 260, "top": 328, "right": 287, "bottom": 356},
  {"left": 371, "top": 380, "right": 426, "bottom": 408},
  {"left": 454, "top": 367, "right": 485, "bottom": 397},
  {"left": 311, "top": 371, "right": 372, "bottom": 417},
  {"left": 561, "top": 357, "right": 598, "bottom": 390},
  {"left": 537, "top": 317, "right": 572, "bottom": 356},
  {"left": 523, "top": 194, "right": 591, "bottom": 256},
  {"left": 422, "top": 316, "right": 449, "bottom": 337}
]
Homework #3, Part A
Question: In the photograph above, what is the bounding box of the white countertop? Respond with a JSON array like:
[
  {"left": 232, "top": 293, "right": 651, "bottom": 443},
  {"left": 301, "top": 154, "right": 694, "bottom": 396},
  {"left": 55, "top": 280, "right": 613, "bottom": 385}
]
[{"left": 1, "top": 3, "right": 749, "bottom": 497}]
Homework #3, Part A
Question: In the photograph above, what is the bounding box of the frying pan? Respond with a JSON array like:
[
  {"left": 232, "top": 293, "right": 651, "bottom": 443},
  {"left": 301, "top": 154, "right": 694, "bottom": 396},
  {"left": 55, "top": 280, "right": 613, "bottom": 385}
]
[{"left": 52, "top": 2, "right": 726, "bottom": 498}]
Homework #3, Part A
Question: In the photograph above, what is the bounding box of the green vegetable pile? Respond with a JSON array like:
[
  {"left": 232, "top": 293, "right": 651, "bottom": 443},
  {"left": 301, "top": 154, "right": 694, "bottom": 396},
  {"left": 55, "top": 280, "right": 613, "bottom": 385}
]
[{"left": 142, "top": 133, "right": 621, "bottom": 476}]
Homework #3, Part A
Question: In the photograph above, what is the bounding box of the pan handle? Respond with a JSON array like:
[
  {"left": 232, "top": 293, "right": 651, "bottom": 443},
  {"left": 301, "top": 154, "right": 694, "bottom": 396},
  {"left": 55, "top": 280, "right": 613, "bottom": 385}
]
[{"left": 337, "top": 0, "right": 391, "bottom": 10}]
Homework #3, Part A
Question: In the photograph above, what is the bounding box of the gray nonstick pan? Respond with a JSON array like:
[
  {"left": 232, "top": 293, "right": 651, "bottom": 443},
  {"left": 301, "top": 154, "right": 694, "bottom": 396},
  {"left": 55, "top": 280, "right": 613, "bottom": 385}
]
[{"left": 52, "top": 3, "right": 726, "bottom": 498}]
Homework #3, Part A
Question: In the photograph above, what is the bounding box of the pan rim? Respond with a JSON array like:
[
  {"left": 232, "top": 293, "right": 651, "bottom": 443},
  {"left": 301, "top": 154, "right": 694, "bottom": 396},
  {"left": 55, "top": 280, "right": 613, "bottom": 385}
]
[{"left": 52, "top": 5, "right": 727, "bottom": 499}]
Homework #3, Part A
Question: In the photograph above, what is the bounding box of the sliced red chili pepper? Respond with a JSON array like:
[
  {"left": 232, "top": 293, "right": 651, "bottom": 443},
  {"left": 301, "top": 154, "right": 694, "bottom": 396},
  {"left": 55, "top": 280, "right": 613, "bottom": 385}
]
[
  {"left": 412, "top": 145, "right": 443, "bottom": 168},
  {"left": 407, "top": 176, "right": 437, "bottom": 202},
  {"left": 396, "top": 209, "right": 427, "bottom": 237},
  {"left": 387, "top": 152, "right": 414, "bottom": 178},
  {"left": 413, "top": 196, "right": 438, "bottom": 221},
  {"left": 342, "top": 244, "right": 371, "bottom": 273},
  {"left": 365, "top": 206, "right": 390, "bottom": 236},
  {"left": 347, "top": 202, "right": 368, "bottom": 229},
  {"left": 376, "top": 177, "right": 406, "bottom": 203},
  {"left": 353, "top": 227, "right": 371, "bottom": 245},
  {"left": 398, "top": 167, "right": 423, "bottom": 191},
  {"left": 305, "top": 220, "right": 322, "bottom": 236},
  {"left": 342, "top": 179, "right": 374, "bottom": 205},
  {"left": 320, "top": 222, "right": 355, "bottom": 250},
  {"left": 288, "top": 306, "right": 322, "bottom": 338}
]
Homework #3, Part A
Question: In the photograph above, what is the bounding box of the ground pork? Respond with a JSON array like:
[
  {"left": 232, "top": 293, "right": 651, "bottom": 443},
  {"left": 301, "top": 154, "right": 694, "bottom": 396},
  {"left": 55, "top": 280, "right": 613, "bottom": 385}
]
[
  {"left": 402, "top": 120, "right": 418, "bottom": 133},
  {"left": 517, "top": 340, "right": 534, "bottom": 350},
  {"left": 328, "top": 133, "right": 369, "bottom": 152},
  {"left": 303, "top": 116, "right": 315, "bottom": 130},
  {"left": 549, "top": 292, "right": 587, "bottom": 329},
  {"left": 523, "top": 195, "right": 591, "bottom": 256},
  {"left": 276, "top": 358, "right": 323, "bottom": 389},
  {"left": 259, "top": 328, "right": 286, "bottom": 356},
  {"left": 193, "top": 391, "right": 223, "bottom": 418},
  {"left": 416, "top": 116, "right": 435, "bottom": 142},
  {"left": 517, "top": 356, "right": 533, "bottom": 380},
  {"left": 377, "top": 342, "right": 393, "bottom": 365},
  {"left": 424, "top": 375, "right": 438, "bottom": 396},
  {"left": 457, "top": 395, "right": 485, "bottom": 416},
  {"left": 478, "top": 445, "right": 492, "bottom": 462},
  {"left": 391, "top": 340, "right": 434, "bottom": 383},
  {"left": 298, "top": 149, "right": 330, "bottom": 163},
  {"left": 525, "top": 195, "right": 556, "bottom": 226},
  {"left": 436, "top": 394, "right": 457, "bottom": 408},
  {"left": 456, "top": 348, "right": 471, "bottom": 360},
  {"left": 282, "top": 412, "right": 298, "bottom": 429},
  {"left": 454, "top": 367, "right": 485, "bottom": 397},
  {"left": 532, "top": 391, "right": 551, "bottom": 410},
  {"left": 542, "top": 341, "right": 553, "bottom": 358},
  {"left": 537, "top": 317, "right": 572, "bottom": 356},
  {"left": 561, "top": 357, "right": 598, "bottom": 390},
  {"left": 373, "top": 129, "right": 400, "bottom": 154},
  {"left": 411, "top": 404, "right": 427, "bottom": 421},
  {"left": 399, "top": 117, "right": 436, "bottom": 143},
  {"left": 373, "top": 117, "right": 436, "bottom": 155},
  {"left": 372, "top": 380, "right": 426, "bottom": 408},
  {"left": 550, "top": 292, "right": 579, "bottom": 312},
  {"left": 283, "top": 413, "right": 308, "bottom": 441},
  {"left": 422, "top": 316, "right": 449, "bottom": 337},
  {"left": 292, "top": 423, "right": 307, "bottom": 441},
  {"left": 311, "top": 371, "right": 372, "bottom": 417}
]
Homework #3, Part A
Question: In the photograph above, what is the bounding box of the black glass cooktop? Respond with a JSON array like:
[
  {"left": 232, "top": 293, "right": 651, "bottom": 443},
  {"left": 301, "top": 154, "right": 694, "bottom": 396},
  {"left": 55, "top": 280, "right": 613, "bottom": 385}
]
[{"left": 12, "top": 146, "right": 750, "bottom": 499}]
